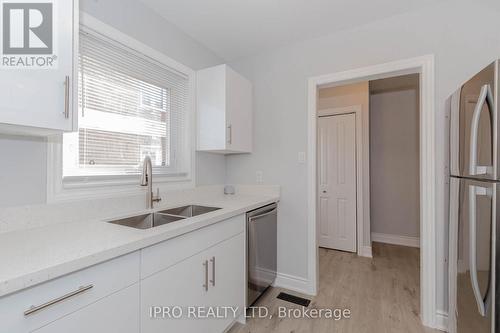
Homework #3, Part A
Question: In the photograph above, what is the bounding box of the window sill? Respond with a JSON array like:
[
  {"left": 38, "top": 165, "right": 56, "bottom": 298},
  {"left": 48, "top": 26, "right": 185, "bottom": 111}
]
[
  {"left": 47, "top": 172, "right": 194, "bottom": 204},
  {"left": 62, "top": 173, "right": 189, "bottom": 189}
]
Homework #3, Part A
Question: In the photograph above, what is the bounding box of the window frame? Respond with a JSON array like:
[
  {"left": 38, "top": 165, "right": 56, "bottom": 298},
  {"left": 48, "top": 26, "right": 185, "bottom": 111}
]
[{"left": 47, "top": 13, "right": 196, "bottom": 203}]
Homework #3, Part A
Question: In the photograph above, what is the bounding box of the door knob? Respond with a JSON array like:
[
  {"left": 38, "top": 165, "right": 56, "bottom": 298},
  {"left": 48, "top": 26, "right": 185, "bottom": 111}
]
[{"left": 322, "top": 190, "right": 327, "bottom": 193}]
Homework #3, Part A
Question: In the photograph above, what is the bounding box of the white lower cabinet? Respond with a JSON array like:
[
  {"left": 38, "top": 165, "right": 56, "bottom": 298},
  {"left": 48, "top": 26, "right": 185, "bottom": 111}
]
[
  {"left": 141, "top": 232, "right": 245, "bottom": 333},
  {"left": 33, "top": 283, "right": 140, "bottom": 333},
  {"left": 0, "top": 215, "right": 247, "bottom": 333}
]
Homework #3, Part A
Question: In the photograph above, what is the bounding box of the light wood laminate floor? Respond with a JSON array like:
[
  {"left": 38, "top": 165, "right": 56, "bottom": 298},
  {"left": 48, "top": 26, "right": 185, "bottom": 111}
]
[{"left": 229, "top": 242, "right": 442, "bottom": 333}]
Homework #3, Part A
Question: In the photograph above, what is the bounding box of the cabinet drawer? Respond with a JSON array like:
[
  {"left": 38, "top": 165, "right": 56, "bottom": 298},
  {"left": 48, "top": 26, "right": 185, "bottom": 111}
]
[
  {"left": 33, "top": 283, "right": 140, "bottom": 333},
  {"left": 0, "top": 251, "right": 140, "bottom": 333},
  {"left": 141, "top": 214, "right": 245, "bottom": 278}
]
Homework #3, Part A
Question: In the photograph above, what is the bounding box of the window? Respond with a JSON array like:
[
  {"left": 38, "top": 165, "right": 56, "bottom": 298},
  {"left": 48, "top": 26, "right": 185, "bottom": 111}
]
[{"left": 63, "top": 28, "right": 190, "bottom": 179}]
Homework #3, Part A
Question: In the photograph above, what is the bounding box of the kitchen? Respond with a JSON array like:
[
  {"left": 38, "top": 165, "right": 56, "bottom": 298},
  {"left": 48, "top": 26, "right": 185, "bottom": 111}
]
[{"left": 1, "top": 0, "right": 500, "bottom": 332}]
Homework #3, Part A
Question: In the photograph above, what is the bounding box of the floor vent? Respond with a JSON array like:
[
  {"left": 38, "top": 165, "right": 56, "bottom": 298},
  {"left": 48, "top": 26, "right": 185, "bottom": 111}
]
[{"left": 277, "top": 292, "right": 311, "bottom": 307}]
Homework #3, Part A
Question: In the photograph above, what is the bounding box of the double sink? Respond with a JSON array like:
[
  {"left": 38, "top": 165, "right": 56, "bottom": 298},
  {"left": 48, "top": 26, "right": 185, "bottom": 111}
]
[{"left": 107, "top": 205, "right": 221, "bottom": 230}]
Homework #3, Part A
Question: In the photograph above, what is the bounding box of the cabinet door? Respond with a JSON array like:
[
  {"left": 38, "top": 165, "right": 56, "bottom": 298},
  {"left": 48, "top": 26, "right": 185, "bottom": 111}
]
[
  {"left": 0, "top": 0, "right": 76, "bottom": 132},
  {"left": 207, "top": 233, "right": 246, "bottom": 332},
  {"left": 225, "top": 66, "right": 252, "bottom": 153},
  {"left": 141, "top": 232, "right": 246, "bottom": 333},
  {"left": 33, "top": 284, "right": 140, "bottom": 333},
  {"left": 197, "top": 64, "right": 252, "bottom": 154},
  {"left": 196, "top": 64, "right": 227, "bottom": 151},
  {"left": 141, "top": 250, "right": 210, "bottom": 333}
]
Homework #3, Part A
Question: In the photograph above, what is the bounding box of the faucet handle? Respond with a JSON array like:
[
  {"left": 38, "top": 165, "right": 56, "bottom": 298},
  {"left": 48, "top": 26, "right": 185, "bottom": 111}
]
[{"left": 152, "top": 188, "right": 162, "bottom": 203}]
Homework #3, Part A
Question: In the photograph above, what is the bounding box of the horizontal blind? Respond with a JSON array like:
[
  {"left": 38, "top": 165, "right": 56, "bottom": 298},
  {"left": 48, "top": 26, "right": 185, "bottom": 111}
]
[{"left": 64, "top": 29, "right": 188, "bottom": 177}]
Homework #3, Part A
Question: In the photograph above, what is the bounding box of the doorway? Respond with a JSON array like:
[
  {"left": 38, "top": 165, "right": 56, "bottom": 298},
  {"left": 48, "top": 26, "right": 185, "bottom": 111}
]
[
  {"left": 307, "top": 55, "right": 437, "bottom": 328},
  {"left": 315, "top": 81, "right": 368, "bottom": 255}
]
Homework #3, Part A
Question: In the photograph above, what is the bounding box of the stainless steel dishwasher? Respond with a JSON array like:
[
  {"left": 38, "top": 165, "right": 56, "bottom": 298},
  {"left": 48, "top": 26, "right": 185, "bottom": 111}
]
[{"left": 247, "top": 203, "right": 277, "bottom": 306}]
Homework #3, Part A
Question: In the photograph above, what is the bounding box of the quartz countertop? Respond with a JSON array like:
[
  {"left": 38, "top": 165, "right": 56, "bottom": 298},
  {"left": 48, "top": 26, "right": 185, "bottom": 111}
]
[{"left": 0, "top": 188, "right": 279, "bottom": 298}]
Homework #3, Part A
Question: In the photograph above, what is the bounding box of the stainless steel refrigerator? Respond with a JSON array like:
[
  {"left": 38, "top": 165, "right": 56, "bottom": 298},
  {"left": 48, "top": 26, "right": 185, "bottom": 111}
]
[{"left": 449, "top": 60, "right": 500, "bottom": 333}]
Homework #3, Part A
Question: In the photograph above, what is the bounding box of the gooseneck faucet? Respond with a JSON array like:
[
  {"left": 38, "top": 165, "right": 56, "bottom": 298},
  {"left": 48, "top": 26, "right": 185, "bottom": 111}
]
[{"left": 140, "top": 156, "right": 162, "bottom": 209}]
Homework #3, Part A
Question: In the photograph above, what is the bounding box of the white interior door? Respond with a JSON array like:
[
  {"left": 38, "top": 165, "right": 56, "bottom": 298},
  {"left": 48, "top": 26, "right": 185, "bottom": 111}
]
[{"left": 318, "top": 113, "right": 357, "bottom": 252}]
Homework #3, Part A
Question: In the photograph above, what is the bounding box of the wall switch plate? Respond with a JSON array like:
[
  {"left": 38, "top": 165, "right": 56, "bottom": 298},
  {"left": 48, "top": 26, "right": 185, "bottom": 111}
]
[
  {"left": 256, "top": 171, "right": 263, "bottom": 183},
  {"left": 298, "top": 152, "right": 306, "bottom": 164}
]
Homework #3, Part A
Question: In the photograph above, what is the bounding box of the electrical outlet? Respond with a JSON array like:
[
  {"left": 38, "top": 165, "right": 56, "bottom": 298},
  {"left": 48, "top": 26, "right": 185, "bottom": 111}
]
[{"left": 256, "top": 171, "right": 263, "bottom": 183}]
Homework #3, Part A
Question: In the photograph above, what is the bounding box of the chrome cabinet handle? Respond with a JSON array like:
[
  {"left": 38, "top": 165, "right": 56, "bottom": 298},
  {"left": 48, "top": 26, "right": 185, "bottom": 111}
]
[
  {"left": 24, "top": 285, "right": 93, "bottom": 316},
  {"left": 203, "top": 260, "right": 209, "bottom": 292},
  {"left": 64, "top": 75, "right": 70, "bottom": 119},
  {"left": 210, "top": 256, "right": 216, "bottom": 287},
  {"left": 227, "top": 125, "right": 232, "bottom": 145}
]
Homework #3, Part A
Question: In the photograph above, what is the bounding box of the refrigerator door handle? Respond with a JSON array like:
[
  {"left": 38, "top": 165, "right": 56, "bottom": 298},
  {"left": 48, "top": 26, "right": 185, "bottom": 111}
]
[
  {"left": 469, "top": 84, "right": 495, "bottom": 176},
  {"left": 468, "top": 184, "right": 491, "bottom": 317}
]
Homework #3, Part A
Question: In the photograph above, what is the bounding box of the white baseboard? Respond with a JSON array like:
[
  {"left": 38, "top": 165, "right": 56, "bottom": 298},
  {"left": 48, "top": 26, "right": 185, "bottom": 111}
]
[
  {"left": 273, "top": 272, "right": 314, "bottom": 296},
  {"left": 255, "top": 266, "right": 279, "bottom": 283},
  {"left": 359, "top": 246, "right": 372, "bottom": 258},
  {"left": 435, "top": 310, "right": 449, "bottom": 332},
  {"left": 371, "top": 232, "right": 420, "bottom": 248}
]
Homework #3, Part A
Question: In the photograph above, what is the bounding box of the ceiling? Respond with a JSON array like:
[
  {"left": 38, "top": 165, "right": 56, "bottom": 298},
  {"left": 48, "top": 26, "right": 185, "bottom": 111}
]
[{"left": 138, "top": 0, "right": 443, "bottom": 61}]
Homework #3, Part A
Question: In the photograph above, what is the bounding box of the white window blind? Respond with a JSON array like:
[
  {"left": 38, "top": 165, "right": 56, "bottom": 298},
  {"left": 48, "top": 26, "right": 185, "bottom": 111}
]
[{"left": 63, "top": 29, "right": 189, "bottom": 179}]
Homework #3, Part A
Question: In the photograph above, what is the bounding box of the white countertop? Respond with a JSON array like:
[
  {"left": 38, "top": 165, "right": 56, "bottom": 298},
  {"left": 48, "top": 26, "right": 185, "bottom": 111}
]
[{"left": 0, "top": 188, "right": 279, "bottom": 298}]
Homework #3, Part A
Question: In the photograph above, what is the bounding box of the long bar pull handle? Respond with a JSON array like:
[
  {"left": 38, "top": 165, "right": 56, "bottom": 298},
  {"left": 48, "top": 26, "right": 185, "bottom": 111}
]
[
  {"left": 468, "top": 185, "right": 490, "bottom": 317},
  {"left": 203, "top": 260, "right": 209, "bottom": 292},
  {"left": 24, "top": 285, "right": 93, "bottom": 316},
  {"left": 227, "top": 125, "right": 232, "bottom": 145},
  {"left": 469, "top": 84, "right": 494, "bottom": 176},
  {"left": 64, "top": 75, "right": 70, "bottom": 119},
  {"left": 210, "top": 256, "right": 216, "bottom": 287}
]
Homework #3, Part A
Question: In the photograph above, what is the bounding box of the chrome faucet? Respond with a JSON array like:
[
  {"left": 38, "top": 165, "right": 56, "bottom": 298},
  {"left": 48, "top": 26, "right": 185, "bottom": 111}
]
[{"left": 140, "top": 156, "right": 162, "bottom": 209}]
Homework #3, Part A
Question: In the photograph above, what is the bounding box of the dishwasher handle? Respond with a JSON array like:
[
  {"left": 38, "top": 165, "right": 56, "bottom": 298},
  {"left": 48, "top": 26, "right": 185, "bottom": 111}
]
[{"left": 248, "top": 208, "right": 277, "bottom": 221}]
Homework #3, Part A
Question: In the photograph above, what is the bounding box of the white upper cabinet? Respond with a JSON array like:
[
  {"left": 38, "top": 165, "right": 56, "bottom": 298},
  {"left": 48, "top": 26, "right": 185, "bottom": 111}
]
[
  {"left": 197, "top": 64, "right": 252, "bottom": 154},
  {"left": 0, "top": 0, "right": 77, "bottom": 135}
]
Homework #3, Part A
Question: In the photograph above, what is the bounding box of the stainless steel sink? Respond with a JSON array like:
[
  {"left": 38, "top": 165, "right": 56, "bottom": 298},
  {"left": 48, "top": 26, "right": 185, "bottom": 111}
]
[
  {"left": 158, "top": 205, "right": 221, "bottom": 218},
  {"left": 107, "top": 205, "right": 220, "bottom": 229},
  {"left": 107, "top": 213, "right": 185, "bottom": 229}
]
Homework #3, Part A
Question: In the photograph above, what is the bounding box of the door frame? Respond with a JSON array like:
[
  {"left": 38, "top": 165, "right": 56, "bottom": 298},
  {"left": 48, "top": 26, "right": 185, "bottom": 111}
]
[
  {"left": 306, "top": 55, "right": 436, "bottom": 328},
  {"left": 317, "top": 106, "right": 364, "bottom": 254}
]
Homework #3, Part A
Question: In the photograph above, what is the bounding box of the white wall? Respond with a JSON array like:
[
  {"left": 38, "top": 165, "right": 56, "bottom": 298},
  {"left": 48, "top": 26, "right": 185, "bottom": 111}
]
[
  {"left": 0, "top": 135, "right": 47, "bottom": 207},
  {"left": 318, "top": 82, "right": 369, "bottom": 111},
  {"left": 0, "top": 0, "right": 225, "bottom": 207},
  {"left": 80, "top": 0, "right": 222, "bottom": 70},
  {"left": 227, "top": 0, "right": 500, "bottom": 315},
  {"left": 196, "top": 152, "right": 226, "bottom": 186},
  {"left": 369, "top": 75, "right": 420, "bottom": 238}
]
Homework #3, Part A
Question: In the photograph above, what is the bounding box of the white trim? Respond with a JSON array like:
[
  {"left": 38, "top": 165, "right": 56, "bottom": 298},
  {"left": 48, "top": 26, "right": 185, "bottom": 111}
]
[
  {"left": 47, "top": 13, "right": 197, "bottom": 203},
  {"left": 371, "top": 232, "right": 420, "bottom": 248},
  {"left": 307, "top": 55, "right": 436, "bottom": 328},
  {"left": 317, "top": 105, "right": 366, "bottom": 257},
  {"left": 273, "top": 272, "right": 313, "bottom": 296},
  {"left": 360, "top": 246, "right": 373, "bottom": 258},
  {"left": 435, "top": 310, "right": 449, "bottom": 332}
]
